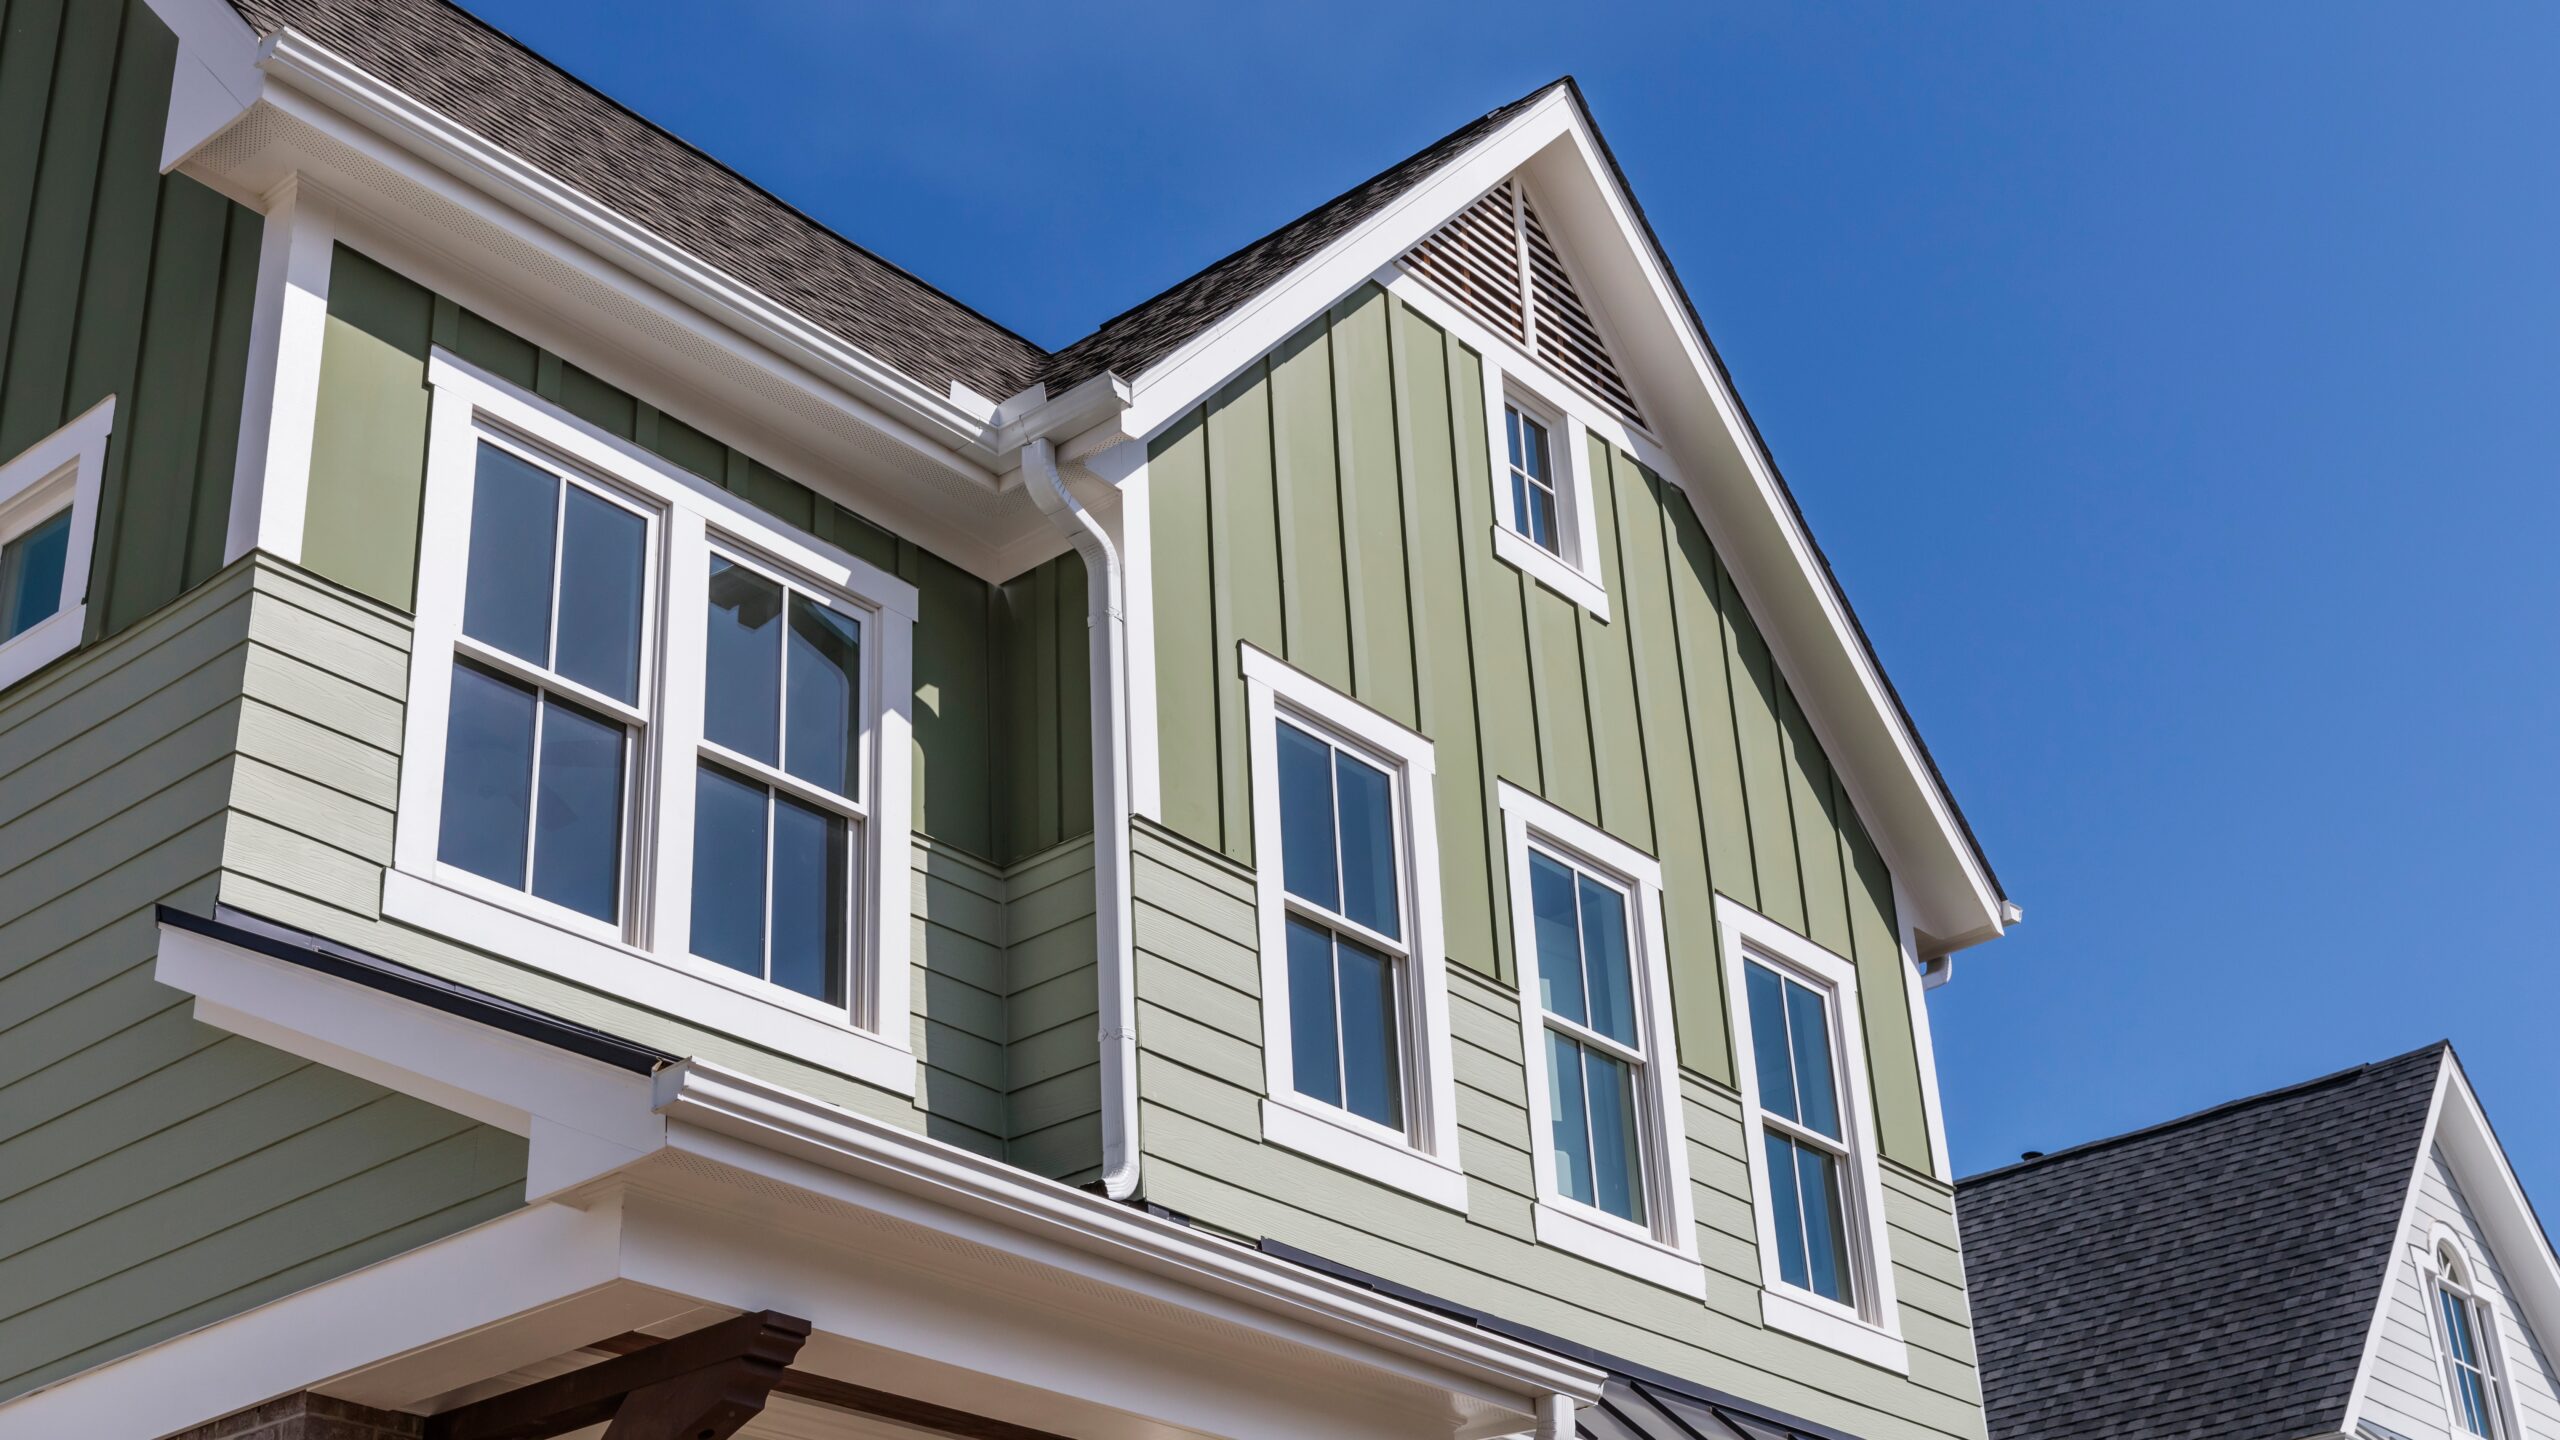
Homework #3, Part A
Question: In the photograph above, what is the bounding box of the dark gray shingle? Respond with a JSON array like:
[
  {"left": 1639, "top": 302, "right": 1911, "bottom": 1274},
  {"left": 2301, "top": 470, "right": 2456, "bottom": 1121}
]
[{"left": 1957, "top": 1045, "right": 2447, "bottom": 1440}]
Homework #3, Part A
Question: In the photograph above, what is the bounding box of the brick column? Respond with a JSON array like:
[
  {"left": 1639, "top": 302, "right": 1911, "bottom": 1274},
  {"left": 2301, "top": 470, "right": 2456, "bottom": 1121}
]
[{"left": 161, "top": 1391, "right": 422, "bottom": 1440}]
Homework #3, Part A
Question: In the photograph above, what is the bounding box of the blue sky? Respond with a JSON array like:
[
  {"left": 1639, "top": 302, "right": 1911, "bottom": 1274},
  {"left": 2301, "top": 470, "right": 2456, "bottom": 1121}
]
[{"left": 456, "top": 1, "right": 2560, "bottom": 1201}]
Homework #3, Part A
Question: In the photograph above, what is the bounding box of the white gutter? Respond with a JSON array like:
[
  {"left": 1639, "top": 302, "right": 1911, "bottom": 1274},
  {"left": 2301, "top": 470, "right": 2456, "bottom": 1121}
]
[{"left": 1020, "top": 434, "right": 1141, "bottom": 1201}]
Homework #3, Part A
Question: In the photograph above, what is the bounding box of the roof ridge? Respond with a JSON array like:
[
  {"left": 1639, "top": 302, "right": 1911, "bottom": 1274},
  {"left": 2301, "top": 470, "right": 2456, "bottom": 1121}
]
[
  {"left": 1957, "top": 1041, "right": 2450, "bottom": 1187},
  {"left": 1064, "top": 77, "right": 1570, "bottom": 344},
  {"left": 422, "top": 0, "right": 1049, "bottom": 361}
]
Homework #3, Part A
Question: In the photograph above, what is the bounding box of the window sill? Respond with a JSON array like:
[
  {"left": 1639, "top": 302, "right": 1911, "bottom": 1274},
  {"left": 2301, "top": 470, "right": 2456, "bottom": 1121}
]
[
  {"left": 1760, "top": 1285, "right": 1909, "bottom": 1374},
  {"left": 1491, "top": 525, "right": 1609, "bottom": 620},
  {"left": 380, "top": 868, "right": 917, "bottom": 1095},
  {"left": 0, "top": 602, "right": 84, "bottom": 692},
  {"left": 1259, "top": 1096, "right": 1469, "bottom": 1213},
  {"left": 1533, "top": 1200, "right": 1705, "bottom": 1296}
]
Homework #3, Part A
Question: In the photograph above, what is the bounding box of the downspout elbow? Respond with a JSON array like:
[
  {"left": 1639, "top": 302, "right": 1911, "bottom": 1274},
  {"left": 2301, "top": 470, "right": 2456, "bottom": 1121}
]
[{"left": 1021, "top": 436, "right": 1141, "bottom": 1202}]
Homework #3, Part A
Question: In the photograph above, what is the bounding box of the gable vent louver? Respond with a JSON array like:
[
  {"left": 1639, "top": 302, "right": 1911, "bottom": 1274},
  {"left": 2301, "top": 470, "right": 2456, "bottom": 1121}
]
[{"left": 1401, "top": 178, "right": 1645, "bottom": 427}]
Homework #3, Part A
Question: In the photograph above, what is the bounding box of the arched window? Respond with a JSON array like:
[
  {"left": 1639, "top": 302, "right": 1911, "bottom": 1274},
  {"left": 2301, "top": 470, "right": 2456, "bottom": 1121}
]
[{"left": 2435, "top": 1243, "right": 2508, "bottom": 1438}]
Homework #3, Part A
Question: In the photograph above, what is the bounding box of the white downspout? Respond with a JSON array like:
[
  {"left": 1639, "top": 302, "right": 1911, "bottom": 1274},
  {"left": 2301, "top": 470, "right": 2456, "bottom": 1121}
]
[
  {"left": 1535, "top": 1393, "right": 1577, "bottom": 1439},
  {"left": 1021, "top": 436, "right": 1141, "bottom": 1201}
]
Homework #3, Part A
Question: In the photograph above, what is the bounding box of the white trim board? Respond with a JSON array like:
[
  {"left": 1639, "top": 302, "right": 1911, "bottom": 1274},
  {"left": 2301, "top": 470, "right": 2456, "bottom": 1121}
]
[{"left": 0, "top": 395, "right": 115, "bottom": 693}]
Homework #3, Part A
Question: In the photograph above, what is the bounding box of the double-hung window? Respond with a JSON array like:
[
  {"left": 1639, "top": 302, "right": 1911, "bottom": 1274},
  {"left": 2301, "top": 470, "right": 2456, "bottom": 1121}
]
[
  {"left": 2432, "top": 1241, "right": 2511, "bottom": 1438},
  {"left": 1244, "top": 645, "right": 1464, "bottom": 1210},
  {"left": 0, "top": 396, "right": 111, "bottom": 691},
  {"left": 1719, "top": 895, "right": 1907, "bottom": 1372},
  {"left": 1499, "top": 784, "right": 1701, "bottom": 1293},
  {"left": 392, "top": 351, "right": 917, "bottom": 1089},
  {"left": 1504, "top": 403, "right": 1561, "bottom": 556}
]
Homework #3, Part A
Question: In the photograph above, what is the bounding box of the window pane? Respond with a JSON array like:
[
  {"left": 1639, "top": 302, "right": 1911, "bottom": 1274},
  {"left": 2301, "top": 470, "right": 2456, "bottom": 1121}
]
[
  {"left": 770, "top": 792, "right": 848, "bottom": 1004},
  {"left": 1337, "top": 935, "right": 1403, "bottom": 1130},
  {"left": 1510, "top": 469, "right": 1533, "bottom": 539},
  {"left": 530, "top": 697, "right": 623, "bottom": 922},
  {"left": 1578, "top": 873, "right": 1637, "bottom": 1046},
  {"left": 1787, "top": 977, "right": 1842, "bottom": 1140},
  {"left": 554, "top": 486, "right": 645, "bottom": 703},
  {"left": 2442, "top": 1287, "right": 2478, "bottom": 1364},
  {"left": 1528, "top": 851, "right": 1585, "bottom": 1025},
  {"left": 690, "top": 765, "right": 767, "bottom": 977},
  {"left": 784, "top": 595, "right": 862, "bottom": 796},
  {"left": 1276, "top": 722, "right": 1338, "bottom": 911},
  {"left": 0, "top": 508, "right": 70, "bottom": 640},
  {"left": 1765, "top": 1132, "right": 1809, "bottom": 1290},
  {"left": 1747, "top": 963, "right": 1799, "bottom": 1126},
  {"left": 462, "top": 443, "right": 558, "bottom": 665},
  {"left": 439, "top": 662, "right": 536, "bottom": 886},
  {"left": 1506, "top": 407, "right": 1526, "bottom": 472},
  {"left": 1334, "top": 749, "right": 1399, "bottom": 940},
  {"left": 1528, "top": 480, "right": 1558, "bottom": 554},
  {"left": 1519, "top": 413, "right": 1548, "bottom": 482},
  {"left": 1796, "top": 1141, "right": 1852, "bottom": 1304},
  {"left": 705, "top": 557, "right": 782, "bottom": 763},
  {"left": 1549, "top": 1029, "right": 1593, "bottom": 1206},
  {"left": 1286, "top": 918, "right": 1341, "bottom": 1108},
  {"left": 1585, "top": 1047, "right": 1644, "bottom": 1223}
]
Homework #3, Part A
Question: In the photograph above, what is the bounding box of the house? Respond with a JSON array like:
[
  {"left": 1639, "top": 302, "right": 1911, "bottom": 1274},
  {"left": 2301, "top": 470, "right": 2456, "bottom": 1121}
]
[
  {"left": 0, "top": 0, "right": 2020, "bottom": 1436},
  {"left": 1958, "top": 1044, "right": 2560, "bottom": 1440}
]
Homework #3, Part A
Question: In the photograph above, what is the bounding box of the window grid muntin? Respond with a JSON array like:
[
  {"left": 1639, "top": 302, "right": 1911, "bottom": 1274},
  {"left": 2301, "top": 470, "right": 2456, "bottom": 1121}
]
[
  {"left": 2438, "top": 1250, "right": 2506, "bottom": 1438},
  {"left": 441, "top": 431, "right": 660, "bottom": 933},
  {"left": 1529, "top": 841, "right": 1653, "bottom": 1227},
  {"left": 691, "top": 542, "right": 872, "bottom": 1008},
  {"left": 1747, "top": 953, "right": 1865, "bottom": 1311},
  {"left": 1505, "top": 402, "right": 1563, "bottom": 556},
  {"left": 1275, "top": 709, "right": 1421, "bottom": 1139}
]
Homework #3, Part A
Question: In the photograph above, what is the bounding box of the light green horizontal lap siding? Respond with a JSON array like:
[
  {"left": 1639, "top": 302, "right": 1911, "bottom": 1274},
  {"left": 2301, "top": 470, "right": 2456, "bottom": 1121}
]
[
  {"left": 0, "top": 0, "right": 262, "bottom": 651},
  {"left": 1130, "top": 822, "right": 1983, "bottom": 1440},
  {"left": 299, "top": 246, "right": 1090, "bottom": 868},
  {"left": 0, "top": 562, "right": 526, "bottom": 1401},
  {"left": 223, "top": 558, "right": 1101, "bottom": 1169},
  {"left": 1143, "top": 284, "right": 1930, "bottom": 1170}
]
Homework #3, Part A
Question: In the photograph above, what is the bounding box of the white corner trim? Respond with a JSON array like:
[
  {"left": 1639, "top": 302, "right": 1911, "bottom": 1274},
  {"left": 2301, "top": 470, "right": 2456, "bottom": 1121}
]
[
  {"left": 1239, "top": 643, "right": 1466, "bottom": 1207},
  {"left": 1893, "top": 875, "right": 1954, "bottom": 1183},
  {"left": 385, "top": 351, "right": 919, "bottom": 1093},
  {"left": 0, "top": 395, "right": 113, "bottom": 692},
  {"left": 224, "top": 176, "right": 336, "bottom": 567},
  {"left": 1716, "top": 895, "right": 1908, "bottom": 1368},
  {"left": 1494, "top": 782, "right": 1701, "bottom": 1291},
  {"left": 1260, "top": 1095, "right": 1470, "bottom": 1212}
]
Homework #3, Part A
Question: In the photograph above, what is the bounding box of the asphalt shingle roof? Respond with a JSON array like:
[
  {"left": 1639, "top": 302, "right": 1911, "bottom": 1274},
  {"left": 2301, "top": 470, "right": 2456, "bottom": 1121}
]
[{"left": 1956, "top": 1044, "right": 2448, "bottom": 1440}]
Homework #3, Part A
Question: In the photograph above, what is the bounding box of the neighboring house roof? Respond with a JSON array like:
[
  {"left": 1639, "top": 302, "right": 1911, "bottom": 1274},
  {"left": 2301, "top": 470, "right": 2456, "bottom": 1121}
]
[{"left": 1956, "top": 1045, "right": 2450, "bottom": 1440}]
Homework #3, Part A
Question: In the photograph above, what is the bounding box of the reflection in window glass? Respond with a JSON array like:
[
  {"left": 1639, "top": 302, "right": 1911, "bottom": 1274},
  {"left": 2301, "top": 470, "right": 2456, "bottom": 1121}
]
[
  {"left": 462, "top": 444, "right": 557, "bottom": 665},
  {"left": 1748, "top": 960, "right": 1855, "bottom": 1305},
  {"left": 0, "top": 508, "right": 70, "bottom": 641},
  {"left": 784, "top": 594, "right": 860, "bottom": 796},
  {"left": 705, "top": 558, "right": 782, "bottom": 763},
  {"left": 440, "top": 663, "right": 537, "bottom": 888},
  {"left": 555, "top": 486, "right": 646, "bottom": 703},
  {"left": 530, "top": 697, "right": 624, "bottom": 921},
  {"left": 691, "top": 764, "right": 767, "bottom": 977}
]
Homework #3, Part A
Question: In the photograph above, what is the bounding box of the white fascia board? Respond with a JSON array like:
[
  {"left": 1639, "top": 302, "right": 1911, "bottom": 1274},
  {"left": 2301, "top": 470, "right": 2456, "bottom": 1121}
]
[
  {"left": 145, "top": 922, "right": 1601, "bottom": 1413},
  {"left": 152, "top": 922, "right": 666, "bottom": 1199},
  {"left": 649, "top": 1060, "right": 1608, "bottom": 1407},
  {"left": 0, "top": 1200, "right": 629, "bottom": 1439},
  {"left": 1112, "top": 89, "right": 2006, "bottom": 952},
  {"left": 141, "top": 0, "right": 266, "bottom": 171},
  {"left": 2341, "top": 1053, "right": 2450, "bottom": 1438},
  {"left": 246, "top": 30, "right": 1008, "bottom": 478}
]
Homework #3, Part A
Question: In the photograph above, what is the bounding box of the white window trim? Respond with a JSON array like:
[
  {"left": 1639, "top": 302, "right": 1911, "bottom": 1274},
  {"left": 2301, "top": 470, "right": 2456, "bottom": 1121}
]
[
  {"left": 389, "top": 350, "right": 918, "bottom": 1093},
  {"left": 1243, "top": 643, "right": 1466, "bottom": 1212},
  {"left": 2421, "top": 1225, "right": 2523, "bottom": 1440},
  {"left": 0, "top": 395, "right": 112, "bottom": 691},
  {"left": 1717, "top": 894, "right": 1908, "bottom": 1373},
  {"left": 1497, "top": 783, "right": 1702, "bottom": 1294},
  {"left": 1385, "top": 268, "right": 1627, "bottom": 623}
]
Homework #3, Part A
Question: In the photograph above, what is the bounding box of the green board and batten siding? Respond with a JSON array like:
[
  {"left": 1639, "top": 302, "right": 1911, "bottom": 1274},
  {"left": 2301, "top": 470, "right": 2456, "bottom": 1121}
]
[
  {"left": 0, "top": 0, "right": 263, "bottom": 646},
  {"left": 1147, "top": 284, "right": 1927, "bottom": 1158},
  {"left": 0, "top": 563, "right": 527, "bottom": 1402},
  {"left": 1140, "top": 285, "right": 1971, "bottom": 1435}
]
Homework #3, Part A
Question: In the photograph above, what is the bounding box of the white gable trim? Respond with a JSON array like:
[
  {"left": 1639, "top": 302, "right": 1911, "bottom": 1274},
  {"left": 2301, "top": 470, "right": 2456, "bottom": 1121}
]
[
  {"left": 2344, "top": 1052, "right": 2560, "bottom": 1439},
  {"left": 1118, "top": 90, "right": 2008, "bottom": 953}
]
